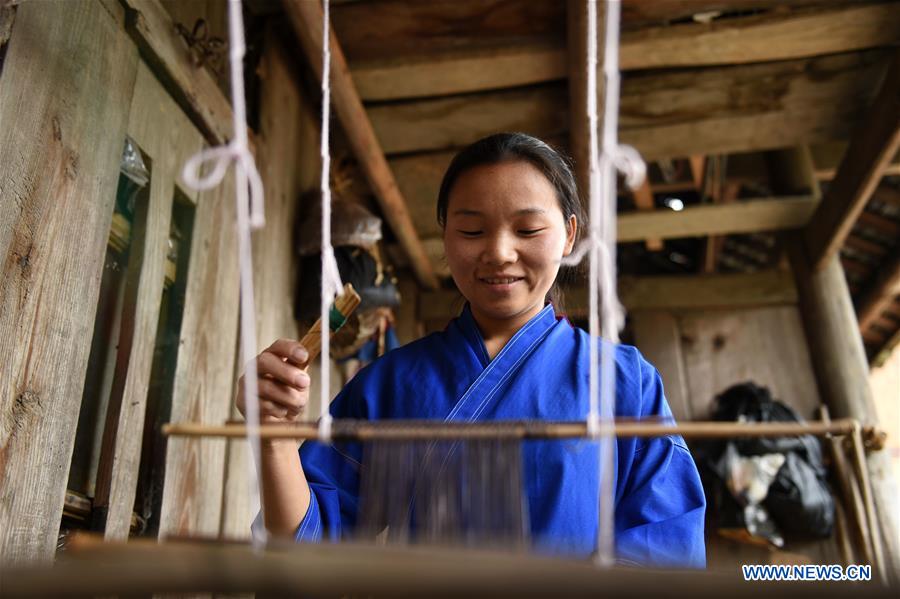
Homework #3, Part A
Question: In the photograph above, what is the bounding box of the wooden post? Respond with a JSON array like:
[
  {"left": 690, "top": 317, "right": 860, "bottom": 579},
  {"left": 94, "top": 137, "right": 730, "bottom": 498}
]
[
  {"left": 282, "top": 0, "right": 439, "bottom": 290},
  {"left": 773, "top": 146, "right": 900, "bottom": 578}
]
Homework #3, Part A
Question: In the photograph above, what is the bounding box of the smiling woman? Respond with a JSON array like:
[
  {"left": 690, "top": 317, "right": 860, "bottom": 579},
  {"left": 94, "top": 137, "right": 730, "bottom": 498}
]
[
  {"left": 438, "top": 134, "right": 580, "bottom": 358},
  {"left": 240, "top": 132, "right": 707, "bottom": 567}
]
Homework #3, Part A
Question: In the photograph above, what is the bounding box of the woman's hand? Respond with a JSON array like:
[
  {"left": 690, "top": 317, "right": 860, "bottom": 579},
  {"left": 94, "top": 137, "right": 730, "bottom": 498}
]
[{"left": 236, "top": 338, "right": 311, "bottom": 424}]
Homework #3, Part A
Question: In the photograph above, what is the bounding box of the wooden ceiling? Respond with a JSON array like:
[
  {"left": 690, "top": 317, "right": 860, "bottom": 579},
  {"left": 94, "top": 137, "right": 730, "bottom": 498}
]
[{"left": 246, "top": 0, "right": 900, "bottom": 360}]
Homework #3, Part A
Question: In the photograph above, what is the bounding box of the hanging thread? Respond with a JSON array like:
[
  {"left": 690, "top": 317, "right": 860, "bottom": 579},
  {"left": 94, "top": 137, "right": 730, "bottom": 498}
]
[
  {"left": 559, "top": 0, "right": 647, "bottom": 567},
  {"left": 182, "top": 0, "right": 268, "bottom": 548},
  {"left": 317, "top": 0, "right": 345, "bottom": 443}
]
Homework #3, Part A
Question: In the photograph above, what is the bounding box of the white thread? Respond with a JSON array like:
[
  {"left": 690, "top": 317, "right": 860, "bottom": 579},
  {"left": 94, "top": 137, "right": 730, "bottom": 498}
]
[
  {"left": 559, "top": 0, "right": 646, "bottom": 568},
  {"left": 182, "top": 0, "right": 268, "bottom": 549},
  {"left": 318, "top": 0, "right": 343, "bottom": 443}
]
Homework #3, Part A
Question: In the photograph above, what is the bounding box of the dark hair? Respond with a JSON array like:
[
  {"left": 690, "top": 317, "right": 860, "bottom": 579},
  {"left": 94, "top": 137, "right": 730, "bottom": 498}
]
[{"left": 436, "top": 132, "right": 585, "bottom": 311}]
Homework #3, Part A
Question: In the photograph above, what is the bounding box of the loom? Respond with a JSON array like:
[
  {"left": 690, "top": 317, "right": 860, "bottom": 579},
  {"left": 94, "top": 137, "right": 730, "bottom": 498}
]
[{"left": 4, "top": 0, "right": 892, "bottom": 594}]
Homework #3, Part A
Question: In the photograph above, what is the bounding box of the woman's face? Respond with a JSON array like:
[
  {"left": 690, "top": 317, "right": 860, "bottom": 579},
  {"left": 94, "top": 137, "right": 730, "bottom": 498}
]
[{"left": 443, "top": 160, "right": 577, "bottom": 332}]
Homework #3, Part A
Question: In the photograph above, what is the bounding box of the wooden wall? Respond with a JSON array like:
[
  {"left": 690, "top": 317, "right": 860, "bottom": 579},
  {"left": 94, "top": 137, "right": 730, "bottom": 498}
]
[
  {"left": 0, "top": 0, "right": 256, "bottom": 561},
  {"left": 633, "top": 305, "right": 821, "bottom": 421},
  {"left": 0, "top": 0, "right": 138, "bottom": 564}
]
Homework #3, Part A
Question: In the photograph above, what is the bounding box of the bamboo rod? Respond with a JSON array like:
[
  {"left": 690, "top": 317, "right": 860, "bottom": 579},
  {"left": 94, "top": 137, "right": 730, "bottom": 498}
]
[{"left": 162, "top": 418, "right": 861, "bottom": 442}]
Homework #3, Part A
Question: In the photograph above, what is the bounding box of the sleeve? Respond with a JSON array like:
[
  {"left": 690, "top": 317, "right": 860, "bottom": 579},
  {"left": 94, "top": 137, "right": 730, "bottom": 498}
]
[
  {"left": 251, "top": 375, "right": 368, "bottom": 544},
  {"left": 614, "top": 350, "right": 707, "bottom": 568},
  {"left": 292, "top": 379, "right": 369, "bottom": 543}
]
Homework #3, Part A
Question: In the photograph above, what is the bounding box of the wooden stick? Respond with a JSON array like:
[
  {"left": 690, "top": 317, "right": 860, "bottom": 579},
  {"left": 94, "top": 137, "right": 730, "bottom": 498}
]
[
  {"left": 163, "top": 418, "right": 861, "bottom": 442},
  {"left": 818, "top": 406, "right": 874, "bottom": 567},
  {"left": 833, "top": 499, "right": 855, "bottom": 567},
  {"left": 850, "top": 423, "right": 887, "bottom": 582}
]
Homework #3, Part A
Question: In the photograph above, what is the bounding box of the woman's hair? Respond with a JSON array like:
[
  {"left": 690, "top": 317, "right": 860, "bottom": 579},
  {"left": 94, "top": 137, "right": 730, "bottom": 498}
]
[{"left": 436, "top": 132, "right": 585, "bottom": 310}]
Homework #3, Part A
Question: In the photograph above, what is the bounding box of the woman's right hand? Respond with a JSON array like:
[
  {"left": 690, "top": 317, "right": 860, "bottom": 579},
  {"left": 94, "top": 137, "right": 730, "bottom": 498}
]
[{"left": 236, "top": 338, "right": 311, "bottom": 424}]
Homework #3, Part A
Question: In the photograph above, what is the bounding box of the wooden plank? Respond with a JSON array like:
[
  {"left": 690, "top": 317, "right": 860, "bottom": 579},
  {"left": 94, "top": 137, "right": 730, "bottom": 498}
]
[
  {"left": 332, "top": 0, "right": 564, "bottom": 63},
  {"left": 351, "top": 2, "right": 900, "bottom": 101},
  {"left": 418, "top": 271, "right": 797, "bottom": 321},
  {"left": 369, "top": 84, "right": 569, "bottom": 158},
  {"left": 157, "top": 162, "right": 240, "bottom": 539},
  {"left": 857, "top": 249, "right": 900, "bottom": 333},
  {"left": 630, "top": 312, "right": 692, "bottom": 422},
  {"left": 0, "top": 0, "right": 138, "bottom": 563},
  {"left": 93, "top": 63, "right": 205, "bottom": 541},
  {"left": 804, "top": 49, "right": 900, "bottom": 270},
  {"left": 617, "top": 196, "right": 817, "bottom": 242},
  {"left": 332, "top": 0, "right": 829, "bottom": 67},
  {"left": 120, "top": 0, "right": 234, "bottom": 145},
  {"left": 368, "top": 50, "right": 889, "bottom": 158},
  {"left": 283, "top": 0, "right": 439, "bottom": 290}
]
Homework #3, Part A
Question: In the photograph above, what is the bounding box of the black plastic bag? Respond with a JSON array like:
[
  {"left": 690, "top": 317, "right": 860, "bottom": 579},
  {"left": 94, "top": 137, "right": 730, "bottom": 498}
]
[{"left": 695, "top": 382, "right": 834, "bottom": 542}]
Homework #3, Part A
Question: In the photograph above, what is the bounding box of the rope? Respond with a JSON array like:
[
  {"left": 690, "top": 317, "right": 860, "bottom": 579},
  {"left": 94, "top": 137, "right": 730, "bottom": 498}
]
[
  {"left": 181, "top": 0, "right": 267, "bottom": 548},
  {"left": 318, "top": 0, "right": 344, "bottom": 443}
]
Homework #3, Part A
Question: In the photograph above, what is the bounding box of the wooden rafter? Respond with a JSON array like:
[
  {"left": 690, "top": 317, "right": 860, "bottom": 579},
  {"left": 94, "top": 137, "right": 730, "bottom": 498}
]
[
  {"left": 857, "top": 249, "right": 900, "bottom": 333},
  {"left": 804, "top": 49, "right": 900, "bottom": 271},
  {"left": 282, "top": 0, "right": 439, "bottom": 290}
]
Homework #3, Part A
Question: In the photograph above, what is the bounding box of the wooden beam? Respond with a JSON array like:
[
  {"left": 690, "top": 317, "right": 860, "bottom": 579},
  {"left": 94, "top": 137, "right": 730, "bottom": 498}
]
[
  {"left": 283, "top": 0, "right": 439, "bottom": 290},
  {"left": 367, "top": 50, "right": 889, "bottom": 159},
  {"left": 349, "top": 2, "right": 900, "bottom": 101},
  {"left": 857, "top": 249, "right": 900, "bottom": 333},
  {"left": 418, "top": 271, "right": 797, "bottom": 322},
  {"left": 618, "top": 271, "right": 797, "bottom": 313},
  {"left": 804, "top": 49, "right": 900, "bottom": 271},
  {"left": 0, "top": 0, "right": 138, "bottom": 563},
  {"left": 120, "top": 0, "right": 234, "bottom": 145},
  {"left": 617, "top": 196, "right": 817, "bottom": 243},
  {"left": 566, "top": 0, "right": 590, "bottom": 203},
  {"left": 632, "top": 180, "right": 664, "bottom": 251}
]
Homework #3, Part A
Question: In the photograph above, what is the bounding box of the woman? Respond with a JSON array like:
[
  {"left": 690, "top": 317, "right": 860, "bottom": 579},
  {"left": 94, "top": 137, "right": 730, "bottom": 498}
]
[{"left": 237, "top": 133, "right": 706, "bottom": 567}]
